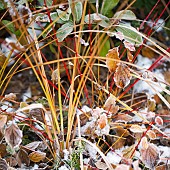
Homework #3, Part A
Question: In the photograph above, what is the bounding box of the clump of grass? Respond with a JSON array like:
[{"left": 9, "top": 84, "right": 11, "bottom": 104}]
[{"left": 0, "top": 0, "right": 170, "bottom": 169}]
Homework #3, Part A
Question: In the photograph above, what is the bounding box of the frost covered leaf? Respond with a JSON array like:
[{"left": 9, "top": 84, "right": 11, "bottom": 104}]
[
  {"left": 104, "top": 95, "right": 119, "bottom": 114},
  {"left": 141, "top": 137, "right": 149, "bottom": 150},
  {"left": 146, "top": 130, "right": 156, "bottom": 140},
  {"left": 98, "top": 113, "right": 108, "bottom": 129},
  {"left": 123, "top": 145, "right": 136, "bottom": 158},
  {"left": 155, "top": 116, "right": 163, "bottom": 126},
  {"left": 56, "top": 7, "right": 71, "bottom": 21},
  {"left": 114, "top": 63, "right": 132, "bottom": 88},
  {"left": 25, "top": 141, "right": 41, "bottom": 150},
  {"left": 115, "top": 164, "right": 130, "bottom": 170},
  {"left": 101, "top": 0, "right": 119, "bottom": 17},
  {"left": 106, "top": 47, "right": 120, "bottom": 72},
  {"left": 73, "top": 1, "right": 82, "bottom": 22},
  {"left": 114, "top": 10, "right": 136, "bottom": 20},
  {"left": 116, "top": 23, "right": 143, "bottom": 46},
  {"left": 29, "top": 151, "right": 46, "bottom": 162},
  {"left": 114, "top": 114, "right": 133, "bottom": 123},
  {"left": 17, "top": 149, "right": 30, "bottom": 166},
  {"left": 4, "top": 93, "right": 16, "bottom": 101},
  {"left": 51, "top": 69, "right": 59, "bottom": 82},
  {"left": 56, "top": 22, "right": 73, "bottom": 42},
  {"left": 0, "top": 159, "right": 8, "bottom": 170},
  {"left": 130, "top": 125, "right": 146, "bottom": 133},
  {"left": 0, "top": 115, "right": 7, "bottom": 129},
  {"left": 124, "top": 41, "right": 135, "bottom": 51},
  {"left": 84, "top": 13, "right": 110, "bottom": 28},
  {"left": 4, "top": 123, "right": 23, "bottom": 148},
  {"left": 95, "top": 161, "right": 107, "bottom": 170},
  {"left": 141, "top": 143, "right": 159, "bottom": 169},
  {"left": 127, "top": 49, "right": 133, "bottom": 62}
]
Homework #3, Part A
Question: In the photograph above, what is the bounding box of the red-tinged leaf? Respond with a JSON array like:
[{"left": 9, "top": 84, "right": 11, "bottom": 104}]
[
  {"left": 104, "top": 95, "right": 119, "bottom": 114},
  {"left": 123, "top": 41, "right": 135, "bottom": 51},
  {"left": 146, "top": 130, "right": 157, "bottom": 140},
  {"left": 106, "top": 47, "right": 120, "bottom": 72},
  {"left": 98, "top": 113, "right": 108, "bottom": 129},
  {"left": 155, "top": 116, "right": 163, "bottom": 126},
  {"left": 141, "top": 137, "right": 149, "bottom": 150},
  {"left": 0, "top": 158, "right": 8, "bottom": 170},
  {"left": 4, "top": 123, "right": 23, "bottom": 148},
  {"left": 0, "top": 115, "right": 7, "bottom": 129},
  {"left": 114, "top": 63, "right": 132, "bottom": 88},
  {"left": 140, "top": 143, "right": 159, "bottom": 169},
  {"left": 29, "top": 151, "right": 46, "bottom": 162},
  {"left": 127, "top": 49, "right": 133, "bottom": 62},
  {"left": 130, "top": 125, "right": 146, "bottom": 133}
]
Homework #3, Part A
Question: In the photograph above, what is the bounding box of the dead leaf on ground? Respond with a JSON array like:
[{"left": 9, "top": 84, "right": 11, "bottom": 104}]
[
  {"left": 104, "top": 95, "right": 119, "bottom": 114},
  {"left": 140, "top": 143, "right": 159, "bottom": 169},
  {"left": 6, "top": 157, "right": 18, "bottom": 167},
  {"left": 129, "top": 125, "right": 146, "bottom": 133},
  {"left": 0, "top": 144, "right": 7, "bottom": 157},
  {"left": 4, "top": 123, "right": 23, "bottom": 148},
  {"left": 25, "top": 141, "right": 41, "bottom": 151},
  {"left": 141, "top": 137, "right": 149, "bottom": 150},
  {"left": 115, "top": 164, "right": 130, "bottom": 170},
  {"left": 146, "top": 130, "right": 156, "bottom": 140},
  {"left": 155, "top": 116, "right": 163, "bottom": 126},
  {"left": 0, "top": 52, "right": 7, "bottom": 68},
  {"left": 142, "top": 45, "right": 156, "bottom": 59},
  {"left": 127, "top": 49, "right": 134, "bottom": 62},
  {"left": 114, "top": 63, "right": 132, "bottom": 88},
  {"left": 0, "top": 115, "right": 7, "bottom": 129},
  {"left": 106, "top": 47, "right": 120, "bottom": 72},
  {"left": 98, "top": 113, "right": 108, "bottom": 129},
  {"left": 123, "top": 144, "right": 136, "bottom": 158},
  {"left": 0, "top": 158, "right": 8, "bottom": 170},
  {"left": 114, "top": 114, "right": 133, "bottom": 123},
  {"left": 95, "top": 160, "right": 108, "bottom": 170},
  {"left": 17, "top": 149, "right": 30, "bottom": 167},
  {"left": 29, "top": 151, "right": 46, "bottom": 162}
]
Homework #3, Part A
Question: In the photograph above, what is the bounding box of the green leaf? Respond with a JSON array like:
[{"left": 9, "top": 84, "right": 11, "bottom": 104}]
[
  {"left": 56, "top": 8, "right": 71, "bottom": 21},
  {"left": 73, "top": 1, "right": 82, "bottom": 22},
  {"left": 115, "top": 23, "right": 143, "bottom": 46},
  {"left": 50, "top": 12, "right": 65, "bottom": 24},
  {"left": 2, "top": 20, "right": 15, "bottom": 33},
  {"left": 84, "top": 13, "right": 110, "bottom": 28},
  {"left": 101, "top": 0, "right": 119, "bottom": 17},
  {"left": 114, "top": 10, "right": 136, "bottom": 20},
  {"left": 56, "top": 22, "right": 74, "bottom": 42},
  {"left": 99, "top": 39, "right": 110, "bottom": 57},
  {"left": 0, "top": 1, "right": 5, "bottom": 10}
]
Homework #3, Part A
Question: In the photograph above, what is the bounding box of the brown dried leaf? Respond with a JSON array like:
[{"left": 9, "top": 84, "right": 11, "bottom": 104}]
[
  {"left": 20, "top": 102, "right": 29, "bottom": 113},
  {"left": 155, "top": 164, "right": 166, "bottom": 170},
  {"left": 0, "top": 144, "right": 7, "bottom": 158},
  {"left": 141, "top": 136, "right": 149, "bottom": 150},
  {"left": 4, "top": 93, "right": 16, "bottom": 101},
  {"left": 0, "top": 158, "right": 8, "bottom": 170},
  {"left": 141, "top": 143, "right": 159, "bottom": 169},
  {"left": 25, "top": 141, "right": 41, "bottom": 151},
  {"left": 29, "top": 151, "right": 46, "bottom": 162},
  {"left": 0, "top": 115, "right": 7, "bottom": 129},
  {"left": 4, "top": 123, "right": 23, "bottom": 148},
  {"left": 147, "top": 99, "right": 156, "bottom": 112},
  {"left": 106, "top": 47, "right": 120, "bottom": 72},
  {"left": 114, "top": 63, "right": 132, "bottom": 88},
  {"left": 0, "top": 52, "right": 7, "bottom": 68},
  {"left": 6, "top": 157, "right": 18, "bottom": 167},
  {"left": 17, "top": 149, "right": 30, "bottom": 167},
  {"left": 146, "top": 130, "right": 157, "bottom": 140},
  {"left": 123, "top": 145, "right": 136, "bottom": 158},
  {"left": 155, "top": 116, "right": 163, "bottom": 126},
  {"left": 127, "top": 49, "right": 133, "bottom": 62},
  {"left": 104, "top": 95, "right": 119, "bottom": 114},
  {"left": 114, "top": 114, "right": 133, "bottom": 123},
  {"left": 130, "top": 125, "right": 146, "bottom": 133},
  {"left": 98, "top": 113, "right": 107, "bottom": 129}
]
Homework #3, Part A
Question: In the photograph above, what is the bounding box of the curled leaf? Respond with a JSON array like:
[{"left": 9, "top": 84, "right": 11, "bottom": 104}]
[
  {"left": 98, "top": 113, "right": 108, "bottom": 129},
  {"left": 104, "top": 95, "right": 119, "bottom": 114},
  {"left": 141, "top": 136, "right": 149, "bottom": 150},
  {"left": 4, "top": 123, "right": 23, "bottom": 148},
  {"left": 114, "top": 63, "right": 132, "bottom": 88},
  {"left": 106, "top": 47, "right": 120, "bottom": 72}
]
